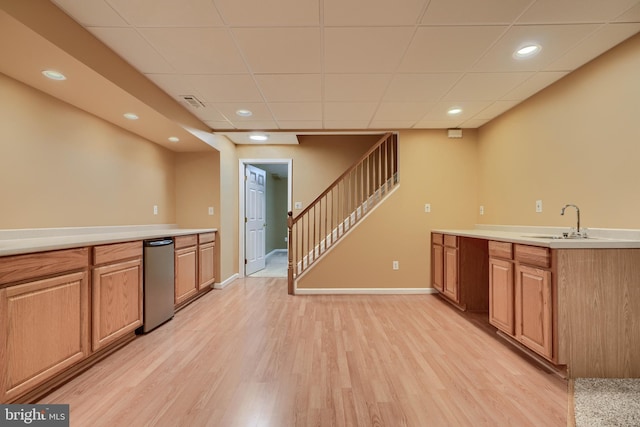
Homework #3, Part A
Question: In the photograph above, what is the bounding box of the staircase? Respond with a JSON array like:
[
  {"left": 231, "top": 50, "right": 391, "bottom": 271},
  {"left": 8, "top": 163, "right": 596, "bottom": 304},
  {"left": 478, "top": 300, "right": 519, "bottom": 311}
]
[{"left": 287, "top": 133, "right": 399, "bottom": 294}]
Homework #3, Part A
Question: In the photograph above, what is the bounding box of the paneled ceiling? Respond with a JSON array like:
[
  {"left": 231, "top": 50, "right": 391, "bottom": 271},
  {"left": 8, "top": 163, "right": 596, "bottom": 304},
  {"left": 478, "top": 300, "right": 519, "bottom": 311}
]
[{"left": 48, "top": 0, "right": 640, "bottom": 134}]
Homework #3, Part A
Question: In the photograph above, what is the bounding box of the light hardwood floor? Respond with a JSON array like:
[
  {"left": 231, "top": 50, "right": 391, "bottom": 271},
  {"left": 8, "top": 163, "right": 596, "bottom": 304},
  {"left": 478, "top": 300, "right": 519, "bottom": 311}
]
[{"left": 41, "top": 277, "right": 568, "bottom": 426}]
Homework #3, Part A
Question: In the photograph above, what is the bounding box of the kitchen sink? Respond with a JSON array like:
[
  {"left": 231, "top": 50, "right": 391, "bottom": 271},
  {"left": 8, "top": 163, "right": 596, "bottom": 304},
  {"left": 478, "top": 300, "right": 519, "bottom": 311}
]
[{"left": 522, "top": 235, "right": 596, "bottom": 240}]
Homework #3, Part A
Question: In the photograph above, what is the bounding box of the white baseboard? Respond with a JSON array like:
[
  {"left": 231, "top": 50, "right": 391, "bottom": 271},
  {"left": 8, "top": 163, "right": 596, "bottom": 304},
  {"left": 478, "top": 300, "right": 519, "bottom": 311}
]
[
  {"left": 213, "top": 273, "right": 239, "bottom": 290},
  {"left": 295, "top": 287, "right": 438, "bottom": 295}
]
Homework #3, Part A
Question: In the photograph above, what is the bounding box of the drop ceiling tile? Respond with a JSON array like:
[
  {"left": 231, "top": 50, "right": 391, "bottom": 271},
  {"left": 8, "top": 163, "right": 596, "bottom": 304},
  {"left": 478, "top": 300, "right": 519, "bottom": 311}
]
[
  {"left": 517, "top": 0, "right": 640, "bottom": 24},
  {"left": 145, "top": 73, "right": 201, "bottom": 99},
  {"left": 88, "top": 28, "right": 174, "bottom": 74},
  {"left": 413, "top": 119, "right": 464, "bottom": 129},
  {"left": 473, "top": 24, "right": 601, "bottom": 72},
  {"left": 502, "top": 71, "right": 569, "bottom": 100},
  {"left": 373, "top": 102, "right": 436, "bottom": 122},
  {"left": 547, "top": 23, "right": 640, "bottom": 71},
  {"left": 460, "top": 119, "right": 490, "bottom": 128},
  {"left": 615, "top": 2, "right": 640, "bottom": 21},
  {"left": 255, "top": 74, "right": 321, "bottom": 102},
  {"left": 324, "top": 0, "right": 429, "bottom": 26},
  {"left": 473, "top": 100, "right": 522, "bottom": 120},
  {"left": 231, "top": 120, "right": 280, "bottom": 130},
  {"left": 106, "top": 0, "right": 224, "bottom": 27},
  {"left": 323, "top": 121, "right": 373, "bottom": 129},
  {"left": 205, "top": 120, "right": 235, "bottom": 130},
  {"left": 51, "top": 0, "right": 128, "bottom": 26},
  {"left": 324, "top": 27, "right": 415, "bottom": 73},
  {"left": 140, "top": 28, "right": 247, "bottom": 73},
  {"left": 268, "top": 103, "right": 322, "bottom": 121},
  {"left": 419, "top": 101, "right": 493, "bottom": 121},
  {"left": 183, "top": 75, "right": 263, "bottom": 102},
  {"left": 324, "top": 74, "right": 391, "bottom": 102},
  {"left": 398, "top": 26, "right": 508, "bottom": 72},
  {"left": 233, "top": 28, "right": 321, "bottom": 74},
  {"left": 421, "top": 0, "right": 531, "bottom": 25},
  {"left": 444, "top": 73, "right": 533, "bottom": 101},
  {"left": 215, "top": 0, "right": 318, "bottom": 26},
  {"left": 324, "top": 103, "right": 378, "bottom": 121},
  {"left": 368, "top": 120, "right": 419, "bottom": 129},
  {"left": 275, "top": 121, "right": 323, "bottom": 129},
  {"left": 383, "top": 73, "right": 462, "bottom": 102},
  {"left": 214, "top": 102, "right": 274, "bottom": 121},
  {"left": 188, "top": 104, "right": 227, "bottom": 121}
]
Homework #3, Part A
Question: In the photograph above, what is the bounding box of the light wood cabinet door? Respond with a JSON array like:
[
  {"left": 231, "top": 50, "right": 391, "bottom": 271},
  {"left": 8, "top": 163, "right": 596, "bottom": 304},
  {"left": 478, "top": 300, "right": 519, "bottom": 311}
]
[
  {"left": 489, "top": 258, "right": 514, "bottom": 335},
  {"left": 175, "top": 246, "right": 198, "bottom": 305},
  {"left": 443, "top": 246, "right": 459, "bottom": 303},
  {"left": 92, "top": 259, "right": 143, "bottom": 351},
  {"left": 515, "top": 264, "right": 553, "bottom": 359},
  {"left": 1, "top": 272, "right": 89, "bottom": 402},
  {"left": 431, "top": 243, "right": 444, "bottom": 292},
  {"left": 198, "top": 242, "right": 215, "bottom": 290}
]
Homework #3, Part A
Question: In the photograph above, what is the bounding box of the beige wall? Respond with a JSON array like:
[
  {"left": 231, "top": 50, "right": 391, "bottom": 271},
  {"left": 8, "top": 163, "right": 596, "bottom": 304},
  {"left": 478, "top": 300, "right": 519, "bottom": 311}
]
[
  {"left": 0, "top": 72, "right": 176, "bottom": 228},
  {"left": 477, "top": 33, "right": 640, "bottom": 230},
  {"left": 175, "top": 151, "right": 220, "bottom": 229},
  {"left": 216, "top": 135, "right": 239, "bottom": 282},
  {"left": 297, "top": 129, "right": 480, "bottom": 289}
]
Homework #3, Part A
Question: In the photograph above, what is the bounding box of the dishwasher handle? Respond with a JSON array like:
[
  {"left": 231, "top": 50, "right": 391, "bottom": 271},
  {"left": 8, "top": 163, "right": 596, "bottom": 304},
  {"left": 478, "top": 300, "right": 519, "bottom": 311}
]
[{"left": 144, "top": 238, "right": 174, "bottom": 247}]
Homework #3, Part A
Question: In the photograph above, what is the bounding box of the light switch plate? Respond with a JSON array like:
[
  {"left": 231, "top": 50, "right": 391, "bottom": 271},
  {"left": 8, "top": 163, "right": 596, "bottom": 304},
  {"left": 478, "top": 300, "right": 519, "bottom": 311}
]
[
  {"left": 153, "top": 205, "right": 158, "bottom": 215},
  {"left": 536, "top": 200, "right": 543, "bottom": 213},
  {"left": 294, "top": 201, "right": 303, "bottom": 209},
  {"left": 424, "top": 203, "right": 431, "bottom": 213},
  {"left": 208, "top": 207, "right": 214, "bottom": 215}
]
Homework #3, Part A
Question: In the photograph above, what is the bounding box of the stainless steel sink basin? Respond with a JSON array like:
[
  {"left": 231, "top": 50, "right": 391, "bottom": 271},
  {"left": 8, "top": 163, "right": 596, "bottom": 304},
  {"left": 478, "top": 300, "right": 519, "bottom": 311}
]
[{"left": 522, "top": 235, "right": 596, "bottom": 240}]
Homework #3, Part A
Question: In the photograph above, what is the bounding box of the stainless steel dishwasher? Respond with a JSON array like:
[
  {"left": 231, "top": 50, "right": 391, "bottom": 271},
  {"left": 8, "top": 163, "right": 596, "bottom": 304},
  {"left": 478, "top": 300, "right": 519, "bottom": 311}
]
[{"left": 141, "top": 238, "right": 175, "bottom": 333}]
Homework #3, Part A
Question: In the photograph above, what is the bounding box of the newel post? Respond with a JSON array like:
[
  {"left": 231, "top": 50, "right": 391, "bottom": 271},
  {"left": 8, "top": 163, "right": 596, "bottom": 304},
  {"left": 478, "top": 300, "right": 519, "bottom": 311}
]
[{"left": 287, "top": 211, "right": 294, "bottom": 295}]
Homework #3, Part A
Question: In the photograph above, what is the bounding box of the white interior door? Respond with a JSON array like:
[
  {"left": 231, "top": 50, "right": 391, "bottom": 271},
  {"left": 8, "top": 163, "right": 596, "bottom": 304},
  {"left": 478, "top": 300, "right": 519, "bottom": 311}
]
[{"left": 245, "top": 164, "right": 266, "bottom": 275}]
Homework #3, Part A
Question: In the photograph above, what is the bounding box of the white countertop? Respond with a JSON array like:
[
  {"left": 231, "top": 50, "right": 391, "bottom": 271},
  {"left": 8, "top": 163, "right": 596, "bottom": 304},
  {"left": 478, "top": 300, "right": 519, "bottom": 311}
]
[
  {"left": 0, "top": 225, "right": 217, "bottom": 257},
  {"left": 432, "top": 225, "right": 640, "bottom": 249}
]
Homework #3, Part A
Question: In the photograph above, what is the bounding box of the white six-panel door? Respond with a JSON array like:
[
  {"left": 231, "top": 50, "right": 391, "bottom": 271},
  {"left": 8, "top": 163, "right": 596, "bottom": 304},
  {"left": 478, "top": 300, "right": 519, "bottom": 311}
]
[{"left": 245, "top": 165, "right": 266, "bottom": 275}]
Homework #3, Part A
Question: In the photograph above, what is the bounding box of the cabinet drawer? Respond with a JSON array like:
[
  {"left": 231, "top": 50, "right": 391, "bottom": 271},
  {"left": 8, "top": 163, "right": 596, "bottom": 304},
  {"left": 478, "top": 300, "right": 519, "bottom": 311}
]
[
  {"left": 514, "top": 244, "right": 550, "bottom": 268},
  {"left": 444, "top": 234, "right": 458, "bottom": 248},
  {"left": 174, "top": 235, "right": 197, "bottom": 249},
  {"left": 198, "top": 232, "right": 216, "bottom": 244},
  {"left": 489, "top": 241, "right": 513, "bottom": 260},
  {"left": 0, "top": 248, "right": 89, "bottom": 286},
  {"left": 432, "top": 233, "right": 443, "bottom": 245},
  {"left": 93, "top": 241, "right": 142, "bottom": 265}
]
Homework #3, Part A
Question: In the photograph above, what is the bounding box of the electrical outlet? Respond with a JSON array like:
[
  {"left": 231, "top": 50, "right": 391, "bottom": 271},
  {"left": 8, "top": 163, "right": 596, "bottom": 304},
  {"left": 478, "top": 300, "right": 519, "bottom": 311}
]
[
  {"left": 536, "top": 200, "right": 543, "bottom": 213},
  {"left": 480, "top": 205, "right": 485, "bottom": 215},
  {"left": 424, "top": 203, "right": 431, "bottom": 213},
  {"left": 153, "top": 205, "right": 158, "bottom": 215},
  {"left": 392, "top": 260, "right": 399, "bottom": 270},
  {"left": 208, "top": 207, "right": 214, "bottom": 215}
]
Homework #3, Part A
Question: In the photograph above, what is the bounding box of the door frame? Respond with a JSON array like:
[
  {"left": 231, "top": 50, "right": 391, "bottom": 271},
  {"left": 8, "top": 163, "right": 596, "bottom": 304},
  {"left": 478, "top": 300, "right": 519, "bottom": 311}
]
[{"left": 238, "top": 158, "right": 292, "bottom": 278}]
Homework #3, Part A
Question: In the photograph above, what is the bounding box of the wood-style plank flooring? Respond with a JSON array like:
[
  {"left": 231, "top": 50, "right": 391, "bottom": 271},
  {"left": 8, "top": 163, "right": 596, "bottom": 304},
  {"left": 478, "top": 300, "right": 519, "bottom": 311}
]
[{"left": 41, "top": 278, "right": 568, "bottom": 426}]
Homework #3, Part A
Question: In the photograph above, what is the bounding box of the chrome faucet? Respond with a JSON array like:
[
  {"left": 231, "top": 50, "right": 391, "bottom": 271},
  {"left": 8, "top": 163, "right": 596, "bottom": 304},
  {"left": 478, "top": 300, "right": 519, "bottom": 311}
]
[{"left": 560, "top": 204, "right": 583, "bottom": 237}]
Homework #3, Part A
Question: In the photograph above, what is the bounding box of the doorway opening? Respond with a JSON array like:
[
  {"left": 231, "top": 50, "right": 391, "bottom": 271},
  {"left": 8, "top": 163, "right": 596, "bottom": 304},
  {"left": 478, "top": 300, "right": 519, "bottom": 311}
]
[{"left": 238, "top": 159, "right": 292, "bottom": 278}]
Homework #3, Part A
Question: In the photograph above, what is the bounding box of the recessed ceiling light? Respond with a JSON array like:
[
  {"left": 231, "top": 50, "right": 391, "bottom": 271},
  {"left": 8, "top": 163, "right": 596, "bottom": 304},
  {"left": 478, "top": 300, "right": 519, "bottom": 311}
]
[
  {"left": 123, "top": 113, "right": 139, "bottom": 120},
  {"left": 42, "top": 70, "right": 66, "bottom": 81},
  {"left": 514, "top": 44, "right": 541, "bottom": 59},
  {"left": 236, "top": 109, "right": 253, "bottom": 117},
  {"left": 168, "top": 136, "right": 180, "bottom": 143},
  {"left": 249, "top": 134, "right": 269, "bottom": 141},
  {"left": 447, "top": 107, "right": 463, "bottom": 116}
]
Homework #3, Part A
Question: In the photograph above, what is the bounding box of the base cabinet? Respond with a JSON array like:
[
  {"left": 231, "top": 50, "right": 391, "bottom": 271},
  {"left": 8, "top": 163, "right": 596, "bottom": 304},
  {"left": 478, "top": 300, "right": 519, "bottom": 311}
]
[
  {"left": 430, "top": 233, "right": 488, "bottom": 311},
  {"left": 515, "top": 264, "right": 553, "bottom": 359},
  {"left": 0, "top": 248, "right": 90, "bottom": 403},
  {"left": 488, "top": 241, "right": 555, "bottom": 361},
  {"left": 174, "top": 235, "right": 198, "bottom": 307},
  {"left": 198, "top": 233, "right": 216, "bottom": 290},
  {"left": 91, "top": 242, "right": 143, "bottom": 352}
]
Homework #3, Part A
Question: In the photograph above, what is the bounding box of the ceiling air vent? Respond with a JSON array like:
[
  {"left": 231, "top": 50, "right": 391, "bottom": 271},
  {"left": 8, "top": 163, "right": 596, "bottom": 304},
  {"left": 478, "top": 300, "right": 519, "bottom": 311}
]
[{"left": 179, "top": 95, "right": 205, "bottom": 109}]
